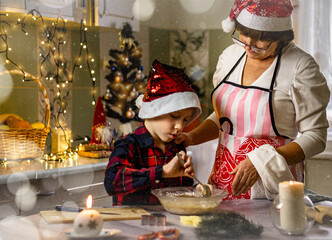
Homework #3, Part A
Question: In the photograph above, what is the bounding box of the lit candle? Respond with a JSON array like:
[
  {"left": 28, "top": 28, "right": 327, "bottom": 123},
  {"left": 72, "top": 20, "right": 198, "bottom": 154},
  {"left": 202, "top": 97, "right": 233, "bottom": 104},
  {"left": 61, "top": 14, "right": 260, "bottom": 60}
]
[
  {"left": 73, "top": 195, "right": 104, "bottom": 236},
  {"left": 279, "top": 181, "right": 306, "bottom": 234}
]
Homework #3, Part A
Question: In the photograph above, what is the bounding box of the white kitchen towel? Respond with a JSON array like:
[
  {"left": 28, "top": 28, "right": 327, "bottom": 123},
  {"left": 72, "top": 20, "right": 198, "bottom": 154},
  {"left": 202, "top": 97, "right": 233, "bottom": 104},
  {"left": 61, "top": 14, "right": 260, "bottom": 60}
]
[
  {"left": 248, "top": 144, "right": 294, "bottom": 200},
  {"left": 187, "top": 139, "right": 218, "bottom": 184}
]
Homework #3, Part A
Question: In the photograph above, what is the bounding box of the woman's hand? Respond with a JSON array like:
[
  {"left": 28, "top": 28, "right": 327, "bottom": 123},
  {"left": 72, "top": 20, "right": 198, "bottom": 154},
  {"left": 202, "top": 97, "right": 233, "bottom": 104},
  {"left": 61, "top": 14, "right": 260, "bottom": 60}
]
[
  {"left": 175, "top": 132, "right": 192, "bottom": 147},
  {"left": 162, "top": 151, "right": 195, "bottom": 178},
  {"left": 230, "top": 158, "right": 259, "bottom": 196}
]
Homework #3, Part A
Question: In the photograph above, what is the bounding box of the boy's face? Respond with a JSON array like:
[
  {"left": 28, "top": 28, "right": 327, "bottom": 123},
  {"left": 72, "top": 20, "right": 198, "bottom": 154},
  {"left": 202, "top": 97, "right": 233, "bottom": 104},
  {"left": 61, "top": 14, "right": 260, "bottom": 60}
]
[{"left": 145, "top": 108, "right": 194, "bottom": 145}]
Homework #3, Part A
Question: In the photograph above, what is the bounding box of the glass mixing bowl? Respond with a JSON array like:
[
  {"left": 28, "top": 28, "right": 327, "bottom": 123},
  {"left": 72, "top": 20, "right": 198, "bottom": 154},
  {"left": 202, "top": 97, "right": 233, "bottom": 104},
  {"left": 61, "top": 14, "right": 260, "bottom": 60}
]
[{"left": 152, "top": 186, "right": 228, "bottom": 215}]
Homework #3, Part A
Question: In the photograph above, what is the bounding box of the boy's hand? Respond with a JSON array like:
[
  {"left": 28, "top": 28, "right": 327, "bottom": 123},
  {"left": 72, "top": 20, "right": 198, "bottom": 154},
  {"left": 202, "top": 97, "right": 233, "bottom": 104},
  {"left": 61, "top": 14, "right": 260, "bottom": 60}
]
[{"left": 162, "top": 151, "right": 195, "bottom": 178}]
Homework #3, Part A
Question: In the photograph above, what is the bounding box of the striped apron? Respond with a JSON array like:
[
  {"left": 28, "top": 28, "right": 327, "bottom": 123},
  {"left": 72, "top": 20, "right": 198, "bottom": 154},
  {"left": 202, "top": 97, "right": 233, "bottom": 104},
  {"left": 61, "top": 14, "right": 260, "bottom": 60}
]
[{"left": 209, "top": 52, "right": 303, "bottom": 201}]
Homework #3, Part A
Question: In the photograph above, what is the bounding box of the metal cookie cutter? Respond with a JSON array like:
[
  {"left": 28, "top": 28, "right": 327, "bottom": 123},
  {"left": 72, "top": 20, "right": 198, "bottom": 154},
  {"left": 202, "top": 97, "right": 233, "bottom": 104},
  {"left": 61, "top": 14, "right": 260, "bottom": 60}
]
[{"left": 141, "top": 213, "right": 166, "bottom": 226}]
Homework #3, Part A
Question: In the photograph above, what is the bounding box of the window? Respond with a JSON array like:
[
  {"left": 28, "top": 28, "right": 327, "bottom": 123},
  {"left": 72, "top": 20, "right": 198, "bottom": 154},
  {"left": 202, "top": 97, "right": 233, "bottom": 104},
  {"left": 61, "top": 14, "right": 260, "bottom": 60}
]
[{"left": 295, "top": 0, "right": 332, "bottom": 140}]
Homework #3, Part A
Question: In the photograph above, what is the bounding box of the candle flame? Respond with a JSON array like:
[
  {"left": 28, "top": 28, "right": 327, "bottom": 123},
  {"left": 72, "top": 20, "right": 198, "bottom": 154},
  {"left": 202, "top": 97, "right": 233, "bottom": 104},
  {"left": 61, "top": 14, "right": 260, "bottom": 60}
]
[
  {"left": 289, "top": 181, "right": 294, "bottom": 185},
  {"left": 86, "top": 195, "right": 93, "bottom": 209}
]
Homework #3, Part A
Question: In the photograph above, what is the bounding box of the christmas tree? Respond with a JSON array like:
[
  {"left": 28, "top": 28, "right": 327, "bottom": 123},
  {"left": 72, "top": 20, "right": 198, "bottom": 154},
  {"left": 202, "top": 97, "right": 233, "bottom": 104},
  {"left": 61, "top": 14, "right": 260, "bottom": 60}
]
[{"left": 103, "top": 22, "right": 146, "bottom": 123}]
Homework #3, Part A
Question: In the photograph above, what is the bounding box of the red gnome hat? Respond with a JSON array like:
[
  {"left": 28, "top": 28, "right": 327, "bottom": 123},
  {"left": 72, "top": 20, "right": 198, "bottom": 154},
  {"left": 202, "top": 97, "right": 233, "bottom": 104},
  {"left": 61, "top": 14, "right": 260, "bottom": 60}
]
[{"left": 91, "top": 96, "right": 106, "bottom": 144}]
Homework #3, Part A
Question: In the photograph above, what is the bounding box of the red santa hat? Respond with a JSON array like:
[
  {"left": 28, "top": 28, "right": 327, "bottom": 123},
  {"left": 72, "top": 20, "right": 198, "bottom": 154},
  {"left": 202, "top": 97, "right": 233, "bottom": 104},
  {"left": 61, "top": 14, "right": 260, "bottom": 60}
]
[
  {"left": 91, "top": 96, "right": 107, "bottom": 144},
  {"left": 222, "top": 0, "right": 293, "bottom": 33},
  {"left": 136, "top": 60, "right": 201, "bottom": 126}
]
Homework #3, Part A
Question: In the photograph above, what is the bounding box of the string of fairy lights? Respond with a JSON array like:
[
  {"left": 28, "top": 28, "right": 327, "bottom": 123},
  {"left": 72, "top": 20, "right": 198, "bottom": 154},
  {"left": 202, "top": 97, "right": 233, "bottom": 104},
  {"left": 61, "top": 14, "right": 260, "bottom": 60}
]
[{"left": 0, "top": 10, "right": 97, "bottom": 161}]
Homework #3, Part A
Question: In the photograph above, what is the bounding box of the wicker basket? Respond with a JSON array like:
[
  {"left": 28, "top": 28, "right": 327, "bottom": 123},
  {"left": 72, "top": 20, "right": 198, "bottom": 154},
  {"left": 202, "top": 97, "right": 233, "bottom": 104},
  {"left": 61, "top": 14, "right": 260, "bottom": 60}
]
[{"left": 0, "top": 70, "right": 50, "bottom": 160}]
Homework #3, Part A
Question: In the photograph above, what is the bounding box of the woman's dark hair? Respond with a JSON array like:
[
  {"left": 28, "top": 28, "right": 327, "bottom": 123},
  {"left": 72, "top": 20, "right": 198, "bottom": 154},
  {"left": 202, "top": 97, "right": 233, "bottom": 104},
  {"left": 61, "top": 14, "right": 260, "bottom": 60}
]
[{"left": 235, "top": 19, "right": 294, "bottom": 52}]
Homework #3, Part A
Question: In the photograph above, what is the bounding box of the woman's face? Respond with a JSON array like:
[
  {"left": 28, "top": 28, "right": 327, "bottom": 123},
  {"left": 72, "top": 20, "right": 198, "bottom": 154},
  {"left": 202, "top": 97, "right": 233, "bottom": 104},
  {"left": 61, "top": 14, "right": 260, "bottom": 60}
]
[{"left": 239, "top": 33, "right": 278, "bottom": 60}]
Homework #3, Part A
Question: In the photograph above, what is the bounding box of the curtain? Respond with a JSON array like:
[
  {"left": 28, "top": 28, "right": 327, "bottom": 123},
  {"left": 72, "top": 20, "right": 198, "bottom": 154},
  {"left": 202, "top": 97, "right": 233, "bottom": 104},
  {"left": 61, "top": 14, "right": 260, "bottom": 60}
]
[{"left": 296, "top": 0, "right": 332, "bottom": 138}]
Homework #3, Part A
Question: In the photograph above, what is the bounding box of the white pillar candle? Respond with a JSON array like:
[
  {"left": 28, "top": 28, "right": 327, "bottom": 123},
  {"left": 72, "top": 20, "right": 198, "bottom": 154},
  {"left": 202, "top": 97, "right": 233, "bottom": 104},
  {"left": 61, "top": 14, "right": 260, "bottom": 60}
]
[
  {"left": 73, "top": 195, "right": 104, "bottom": 236},
  {"left": 279, "top": 181, "right": 306, "bottom": 234}
]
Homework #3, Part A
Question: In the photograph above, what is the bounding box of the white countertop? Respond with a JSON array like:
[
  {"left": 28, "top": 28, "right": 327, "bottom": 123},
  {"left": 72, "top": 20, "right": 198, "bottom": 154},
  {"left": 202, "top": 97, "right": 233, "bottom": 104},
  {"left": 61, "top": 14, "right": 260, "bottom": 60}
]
[
  {"left": 0, "top": 157, "right": 109, "bottom": 184},
  {"left": 0, "top": 199, "right": 331, "bottom": 240}
]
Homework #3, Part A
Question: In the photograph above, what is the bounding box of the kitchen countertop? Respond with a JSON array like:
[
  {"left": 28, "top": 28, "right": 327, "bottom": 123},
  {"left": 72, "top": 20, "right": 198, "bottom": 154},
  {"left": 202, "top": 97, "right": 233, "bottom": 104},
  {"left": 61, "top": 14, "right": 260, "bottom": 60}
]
[
  {"left": 0, "top": 156, "right": 109, "bottom": 184},
  {"left": 0, "top": 199, "right": 331, "bottom": 240}
]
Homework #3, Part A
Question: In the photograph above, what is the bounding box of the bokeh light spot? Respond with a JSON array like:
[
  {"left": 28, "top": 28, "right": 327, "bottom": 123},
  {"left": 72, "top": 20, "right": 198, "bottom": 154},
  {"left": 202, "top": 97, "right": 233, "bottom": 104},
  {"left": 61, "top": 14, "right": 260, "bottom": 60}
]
[
  {"left": 180, "top": 0, "right": 215, "bottom": 14},
  {"left": 133, "top": 0, "right": 156, "bottom": 21}
]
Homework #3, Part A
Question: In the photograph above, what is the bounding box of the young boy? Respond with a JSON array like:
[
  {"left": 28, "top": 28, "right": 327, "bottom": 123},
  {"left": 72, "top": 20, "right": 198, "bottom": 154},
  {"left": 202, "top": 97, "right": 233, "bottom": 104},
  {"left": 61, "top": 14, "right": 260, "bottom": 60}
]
[{"left": 104, "top": 60, "right": 202, "bottom": 205}]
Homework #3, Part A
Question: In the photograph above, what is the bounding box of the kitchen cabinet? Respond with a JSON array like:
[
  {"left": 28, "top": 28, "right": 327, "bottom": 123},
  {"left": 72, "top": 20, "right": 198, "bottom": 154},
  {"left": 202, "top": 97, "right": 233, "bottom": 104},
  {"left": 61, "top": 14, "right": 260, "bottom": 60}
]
[
  {"left": 1, "top": 0, "right": 78, "bottom": 21},
  {"left": 25, "top": 0, "right": 75, "bottom": 21},
  {"left": 97, "top": 0, "right": 139, "bottom": 31},
  {"left": 1, "top": 0, "right": 140, "bottom": 31},
  {"left": 0, "top": 157, "right": 112, "bottom": 219},
  {"left": 0, "top": 0, "right": 25, "bottom": 12}
]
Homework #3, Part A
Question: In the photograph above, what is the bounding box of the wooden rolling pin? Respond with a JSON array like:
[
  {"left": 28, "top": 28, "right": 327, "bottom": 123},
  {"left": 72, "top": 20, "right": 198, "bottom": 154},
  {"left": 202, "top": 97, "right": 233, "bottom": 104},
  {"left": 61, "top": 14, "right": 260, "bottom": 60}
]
[{"left": 306, "top": 205, "right": 332, "bottom": 224}]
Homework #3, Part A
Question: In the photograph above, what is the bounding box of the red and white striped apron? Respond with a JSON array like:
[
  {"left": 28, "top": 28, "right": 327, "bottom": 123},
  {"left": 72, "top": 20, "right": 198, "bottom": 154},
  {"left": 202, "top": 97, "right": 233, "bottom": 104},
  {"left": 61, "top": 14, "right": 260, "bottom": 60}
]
[{"left": 209, "top": 52, "right": 303, "bottom": 201}]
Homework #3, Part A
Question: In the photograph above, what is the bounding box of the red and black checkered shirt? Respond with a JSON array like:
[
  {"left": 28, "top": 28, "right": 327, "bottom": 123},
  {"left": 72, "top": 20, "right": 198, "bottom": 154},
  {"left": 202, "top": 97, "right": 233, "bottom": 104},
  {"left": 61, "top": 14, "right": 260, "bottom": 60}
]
[{"left": 104, "top": 124, "right": 193, "bottom": 205}]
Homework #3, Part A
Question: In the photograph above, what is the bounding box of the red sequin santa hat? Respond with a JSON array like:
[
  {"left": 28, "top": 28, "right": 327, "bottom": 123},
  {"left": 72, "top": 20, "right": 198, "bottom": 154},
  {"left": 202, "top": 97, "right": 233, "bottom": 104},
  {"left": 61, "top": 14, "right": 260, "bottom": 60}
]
[
  {"left": 222, "top": 0, "right": 293, "bottom": 33},
  {"left": 136, "top": 60, "right": 201, "bottom": 125},
  {"left": 91, "top": 96, "right": 107, "bottom": 144}
]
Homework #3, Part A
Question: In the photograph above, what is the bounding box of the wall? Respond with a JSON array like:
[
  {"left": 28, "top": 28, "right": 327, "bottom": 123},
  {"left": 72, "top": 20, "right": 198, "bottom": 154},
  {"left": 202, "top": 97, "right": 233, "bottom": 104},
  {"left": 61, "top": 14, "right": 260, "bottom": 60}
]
[
  {"left": 0, "top": 16, "right": 101, "bottom": 150},
  {"left": 141, "top": 0, "right": 233, "bottom": 30},
  {"left": 96, "top": 0, "right": 235, "bottom": 130},
  {"left": 0, "top": 24, "right": 38, "bottom": 124},
  {"left": 0, "top": 0, "right": 245, "bottom": 148}
]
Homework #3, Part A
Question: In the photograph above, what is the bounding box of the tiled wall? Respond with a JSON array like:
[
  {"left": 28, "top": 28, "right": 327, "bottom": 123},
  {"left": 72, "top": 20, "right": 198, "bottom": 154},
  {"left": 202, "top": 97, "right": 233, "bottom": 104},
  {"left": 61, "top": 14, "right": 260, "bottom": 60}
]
[{"left": 148, "top": 27, "right": 232, "bottom": 119}]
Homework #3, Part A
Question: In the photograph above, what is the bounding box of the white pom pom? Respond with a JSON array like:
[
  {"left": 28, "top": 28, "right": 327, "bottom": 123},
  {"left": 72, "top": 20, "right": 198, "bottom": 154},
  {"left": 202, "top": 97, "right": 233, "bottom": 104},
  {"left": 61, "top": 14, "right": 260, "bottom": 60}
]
[
  {"left": 221, "top": 17, "right": 235, "bottom": 33},
  {"left": 135, "top": 94, "right": 144, "bottom": 109}
]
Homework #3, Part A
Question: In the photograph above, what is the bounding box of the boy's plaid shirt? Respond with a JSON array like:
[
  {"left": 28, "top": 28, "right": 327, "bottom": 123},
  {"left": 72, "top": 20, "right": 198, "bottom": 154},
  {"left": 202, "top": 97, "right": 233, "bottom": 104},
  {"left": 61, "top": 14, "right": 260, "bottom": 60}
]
[{"left": 104, "top": 124, "right": 193, "bottom": 205}]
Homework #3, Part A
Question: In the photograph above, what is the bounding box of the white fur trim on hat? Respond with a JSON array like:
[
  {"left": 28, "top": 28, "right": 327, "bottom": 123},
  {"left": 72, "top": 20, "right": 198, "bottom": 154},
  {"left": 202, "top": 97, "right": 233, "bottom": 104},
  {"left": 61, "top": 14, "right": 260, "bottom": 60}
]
[
  {"left": 236, "top": 10, "right": 292, "bottom": 32},
  {"left": 221, "top": 16, "right": 235, "bottom": 33},
  {"left": 135, "top": 94, "right": 144, "bottom": 109},
  {"left": 138, "top": 92, "right": 202, "bottom": 126}
]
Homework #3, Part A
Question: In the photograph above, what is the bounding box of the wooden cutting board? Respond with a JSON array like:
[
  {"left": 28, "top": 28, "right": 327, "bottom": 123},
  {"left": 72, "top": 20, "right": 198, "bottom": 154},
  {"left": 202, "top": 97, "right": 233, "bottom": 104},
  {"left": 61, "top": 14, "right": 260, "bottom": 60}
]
[{"left": 40, "top": 207, "right": 150, "bottom": 224}]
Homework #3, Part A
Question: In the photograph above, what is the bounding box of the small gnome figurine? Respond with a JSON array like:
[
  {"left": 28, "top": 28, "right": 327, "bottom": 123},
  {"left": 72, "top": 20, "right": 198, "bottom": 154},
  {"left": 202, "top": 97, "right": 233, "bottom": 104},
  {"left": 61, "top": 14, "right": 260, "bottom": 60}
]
[{"left": 91, "top": 97, "right": 113, "bottom": 145}]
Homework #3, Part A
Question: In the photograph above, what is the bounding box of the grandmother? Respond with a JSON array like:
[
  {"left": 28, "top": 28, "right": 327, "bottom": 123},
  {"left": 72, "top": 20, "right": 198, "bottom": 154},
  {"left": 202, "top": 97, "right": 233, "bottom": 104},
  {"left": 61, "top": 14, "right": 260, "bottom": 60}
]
[{"left": 176, "top": 0, "right": 330, "bottom": 200}]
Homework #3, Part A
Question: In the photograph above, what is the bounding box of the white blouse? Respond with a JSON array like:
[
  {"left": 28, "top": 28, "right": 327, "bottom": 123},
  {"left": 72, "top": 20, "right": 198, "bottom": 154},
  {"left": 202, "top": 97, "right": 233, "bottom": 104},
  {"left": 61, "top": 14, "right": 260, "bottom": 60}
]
[{"left": 209, "top": 42, "right": 330, "bottom": 159}]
